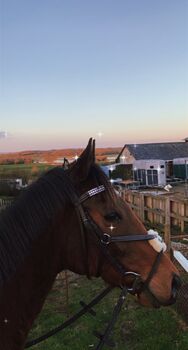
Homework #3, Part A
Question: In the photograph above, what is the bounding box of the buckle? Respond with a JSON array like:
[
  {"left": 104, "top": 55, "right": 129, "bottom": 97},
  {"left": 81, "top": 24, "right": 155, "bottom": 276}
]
[
  {"left": 122, "top": 272, "right": 142, "bottom": 294},
  {"left": 101, "top": 233, "right": 111, "bottom": 245}
]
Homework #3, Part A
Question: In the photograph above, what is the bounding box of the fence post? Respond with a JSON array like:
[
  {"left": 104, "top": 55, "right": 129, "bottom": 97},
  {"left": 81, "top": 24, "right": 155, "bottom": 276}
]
[
  {"left": 140, "top": 193, "right": 145, "bottom": 222},
  {"left": 180, "top": 202, "right": 185, "bottom": 233},
  {"left": 164, "top": 197, "right": 171, "bottom": 252}
]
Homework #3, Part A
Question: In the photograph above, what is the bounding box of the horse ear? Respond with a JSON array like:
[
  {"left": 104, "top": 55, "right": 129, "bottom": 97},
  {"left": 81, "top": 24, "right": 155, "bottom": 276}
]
[
  {"left": 69, "top": 138, "right": 95, "bottom": 182},
  {"left": 63, "top": 158, "right": 69, "bottom": 170}
]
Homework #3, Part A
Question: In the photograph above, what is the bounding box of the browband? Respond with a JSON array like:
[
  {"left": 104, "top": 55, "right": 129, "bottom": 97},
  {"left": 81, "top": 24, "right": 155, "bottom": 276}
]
[{"left": 79, "top": 185, "right": 105, "bottom": 203}]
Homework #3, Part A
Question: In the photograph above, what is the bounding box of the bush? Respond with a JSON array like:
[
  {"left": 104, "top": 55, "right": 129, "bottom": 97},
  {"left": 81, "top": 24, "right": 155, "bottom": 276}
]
[{"left": 111, "top": 164, "right": 132, "bottom": 180}]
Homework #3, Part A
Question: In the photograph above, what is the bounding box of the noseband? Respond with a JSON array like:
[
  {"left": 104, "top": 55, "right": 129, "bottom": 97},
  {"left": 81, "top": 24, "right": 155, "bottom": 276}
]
[{"left": 74, "top": 183, "right": 164, "bottom": 296}]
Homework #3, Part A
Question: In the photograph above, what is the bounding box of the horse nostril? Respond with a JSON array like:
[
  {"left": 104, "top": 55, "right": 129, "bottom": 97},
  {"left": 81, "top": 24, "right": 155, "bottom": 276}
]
[{"left": 172, "top": 274, "right": 182, "bottom": 291}]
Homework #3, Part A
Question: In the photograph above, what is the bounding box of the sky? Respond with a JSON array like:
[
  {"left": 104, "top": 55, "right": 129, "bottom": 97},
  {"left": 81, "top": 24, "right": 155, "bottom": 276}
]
[{"left": 0, "top": 0, "right": 188, "bottom": 152}]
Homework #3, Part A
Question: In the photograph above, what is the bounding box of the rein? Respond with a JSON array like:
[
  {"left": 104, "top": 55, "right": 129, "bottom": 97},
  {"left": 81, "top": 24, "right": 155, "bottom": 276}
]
[
  {"left": 25, "top": 170, "right": 166, "bottom": 349},
  {"left": 25, "top": 285, "right": 114, "bottom": 348}
]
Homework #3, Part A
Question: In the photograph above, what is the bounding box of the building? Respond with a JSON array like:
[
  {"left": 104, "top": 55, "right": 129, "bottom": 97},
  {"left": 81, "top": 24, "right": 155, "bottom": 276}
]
[
  {"left": 173, "top": 158, "right": 188, "bottom": 180},
  {"left": 133, "top": 159, "right": 166, "bottom": 186},
  {"left": 116, "top": 141, "right": 188, "bottom": 186}
]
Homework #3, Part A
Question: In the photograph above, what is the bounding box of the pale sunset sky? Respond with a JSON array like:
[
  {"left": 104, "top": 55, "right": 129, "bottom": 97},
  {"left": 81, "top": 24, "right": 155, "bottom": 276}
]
[{"left": 0, "top": 0, "right": 188, "bottom": 152}]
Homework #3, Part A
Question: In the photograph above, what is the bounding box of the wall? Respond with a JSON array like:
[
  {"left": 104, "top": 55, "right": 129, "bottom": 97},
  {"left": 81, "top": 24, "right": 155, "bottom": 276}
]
[{"left": 119, "top": 147, "right": 135, "bottom": 164}]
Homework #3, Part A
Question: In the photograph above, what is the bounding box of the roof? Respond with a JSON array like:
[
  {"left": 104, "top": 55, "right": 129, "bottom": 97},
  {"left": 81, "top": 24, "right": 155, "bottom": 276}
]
[{"left": 117, "top": 142, "right": 188, "bottom": 161}]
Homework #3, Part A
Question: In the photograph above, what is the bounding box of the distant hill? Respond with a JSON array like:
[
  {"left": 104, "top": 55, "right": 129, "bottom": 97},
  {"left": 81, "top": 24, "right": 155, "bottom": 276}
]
[{"left": 0, "top": 147, "right": 121, "bottom": 164}]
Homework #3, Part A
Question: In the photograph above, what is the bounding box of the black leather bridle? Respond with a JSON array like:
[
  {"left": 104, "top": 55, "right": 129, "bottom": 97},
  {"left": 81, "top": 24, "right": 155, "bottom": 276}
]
[{"left": 76, "top": 183, "right": 164, "bottom": 295}]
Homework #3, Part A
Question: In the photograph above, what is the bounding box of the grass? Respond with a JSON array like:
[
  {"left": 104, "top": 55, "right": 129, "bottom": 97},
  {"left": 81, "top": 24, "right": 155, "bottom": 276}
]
[
  {"left": 0, "top": 163, "right": 53, "bottom": 180},
  {"left": 27, "top": 276, "right": 188, "bottom": 350}
]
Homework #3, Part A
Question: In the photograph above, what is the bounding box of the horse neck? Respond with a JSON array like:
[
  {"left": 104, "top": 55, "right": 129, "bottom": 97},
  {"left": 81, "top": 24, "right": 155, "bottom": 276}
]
[
  {"left": 0, "top": 213, "right": 65, "bottom": 350},
  {"left": 0, "top": 190, "right": 97, "bottom": 349}
]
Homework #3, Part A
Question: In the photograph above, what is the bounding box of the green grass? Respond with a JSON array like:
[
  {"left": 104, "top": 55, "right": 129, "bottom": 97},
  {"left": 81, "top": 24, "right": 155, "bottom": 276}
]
[
  {"left": 0, "top": 163, "right": 53, "bottom": 179},
  {"left": 27, "top": 276, "right": 188, "bottom": 350}
]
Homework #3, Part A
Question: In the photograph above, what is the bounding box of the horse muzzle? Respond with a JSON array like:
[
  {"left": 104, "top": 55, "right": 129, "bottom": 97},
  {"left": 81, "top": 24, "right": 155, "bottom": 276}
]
[
  {"left": 159, "top": 273, "right": 182, "bottom": 307},
  {"left": 136, "top": 273, "right": 182, "bottom": 308}
]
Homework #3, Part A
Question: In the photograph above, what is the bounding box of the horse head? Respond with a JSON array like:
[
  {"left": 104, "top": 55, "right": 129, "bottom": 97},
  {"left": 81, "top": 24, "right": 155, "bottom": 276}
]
[{"left": 65, "top": 138, "right": 181, "bottom": 308}]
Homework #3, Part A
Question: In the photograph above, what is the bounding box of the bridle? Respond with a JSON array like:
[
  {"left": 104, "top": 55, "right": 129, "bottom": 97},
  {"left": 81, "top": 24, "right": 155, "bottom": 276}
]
[
  {"left": 76, "top": 183, "right": 164, "bottom": 296},
  {"left": 25, "top": 171, "right": 166, "bottom": 349}
]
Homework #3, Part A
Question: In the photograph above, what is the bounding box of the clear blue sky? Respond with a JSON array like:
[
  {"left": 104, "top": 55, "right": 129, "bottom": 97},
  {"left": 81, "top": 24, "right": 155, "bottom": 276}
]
[{"left": 0, "top": 0, "right": 187, "bottom": 151}]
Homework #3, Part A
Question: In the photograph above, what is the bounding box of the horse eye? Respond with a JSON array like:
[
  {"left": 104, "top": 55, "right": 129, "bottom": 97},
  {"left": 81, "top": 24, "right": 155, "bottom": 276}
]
[{"left": 104, "top": 212, "right": 122, "bottom": 222}]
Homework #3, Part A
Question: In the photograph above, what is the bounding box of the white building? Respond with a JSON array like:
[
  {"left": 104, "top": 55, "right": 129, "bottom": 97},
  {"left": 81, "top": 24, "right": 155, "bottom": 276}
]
[{"left": 133, "top": 159, "right": 166, "bottom": 186}]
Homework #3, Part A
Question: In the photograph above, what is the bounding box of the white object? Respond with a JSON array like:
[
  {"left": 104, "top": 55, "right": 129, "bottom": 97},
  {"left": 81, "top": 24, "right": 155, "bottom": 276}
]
[
  {"left": 147, "top": 229, "right": 167, "bottom": 252},
  {"left": 173, "top": 250, "right": 188, "bottom": 273},
  {"left": 164, "top": 184, "right": 172, "bottom": 192}
]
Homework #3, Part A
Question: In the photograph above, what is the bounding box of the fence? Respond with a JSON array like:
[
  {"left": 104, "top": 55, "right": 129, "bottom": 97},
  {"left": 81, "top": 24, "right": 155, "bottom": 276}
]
[
  {"left": 0, "top": 198, "right": 13, "bottom": 211},
  {"left": 1, "top": 191, "right": 188, "bottom": 249},
  {"left": 120, "top": 190, "right": 188, "bottom": 250}
]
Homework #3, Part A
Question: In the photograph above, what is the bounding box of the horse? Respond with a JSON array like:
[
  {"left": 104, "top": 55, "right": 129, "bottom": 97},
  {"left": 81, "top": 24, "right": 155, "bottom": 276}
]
[{"left": 0, "top": 138, "right": 181, "bottom": 350}]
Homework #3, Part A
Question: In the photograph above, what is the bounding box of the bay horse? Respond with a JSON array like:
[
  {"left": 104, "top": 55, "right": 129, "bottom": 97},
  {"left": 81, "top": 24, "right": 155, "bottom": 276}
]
[{"left": 0, "top": 138, "right": 180, "bottom": 350}]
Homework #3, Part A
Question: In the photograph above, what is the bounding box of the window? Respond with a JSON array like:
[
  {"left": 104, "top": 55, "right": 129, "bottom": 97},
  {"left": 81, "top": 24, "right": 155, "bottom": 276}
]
[{"left": 147, "top": 170, "right": 158, "bottom": 185}]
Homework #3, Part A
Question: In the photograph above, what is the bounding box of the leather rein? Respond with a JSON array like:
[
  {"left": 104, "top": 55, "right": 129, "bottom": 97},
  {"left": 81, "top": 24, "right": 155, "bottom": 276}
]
[{"left": 25, "top": 173, "right": 165, "bottom": 349}]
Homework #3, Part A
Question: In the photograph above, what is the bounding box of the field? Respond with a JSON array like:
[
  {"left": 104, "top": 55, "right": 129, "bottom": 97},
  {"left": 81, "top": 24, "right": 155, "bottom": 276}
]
[
  {"left": 27, "top": 276, "right": 188, "bottom": 350},
  {"left": 0, "top": 163, "right": 53, "bottom": 181},
  {"left": 0, "top": 147, "right": 121, "bottom": 164},
  {"left": 0, "top": 146, "right": 120, "bottom": 181}
]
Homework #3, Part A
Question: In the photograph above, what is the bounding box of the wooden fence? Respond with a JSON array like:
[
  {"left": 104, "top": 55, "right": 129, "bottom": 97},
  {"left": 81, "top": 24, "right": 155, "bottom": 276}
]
[
  {"left": 1, "top": 191, "right": 188, "bottom": 251},
  {"left": 0, "top": 198, "right": 13, "bottom": 211},
  {"left": 120, "top": 190, "right": 188, "bottom": 250}
]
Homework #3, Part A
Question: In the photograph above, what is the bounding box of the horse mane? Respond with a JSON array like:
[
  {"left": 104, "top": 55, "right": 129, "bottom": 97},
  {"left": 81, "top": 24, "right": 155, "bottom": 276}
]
[{"left": 0, "top": 164, "right": 114, "bottom": 286}]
